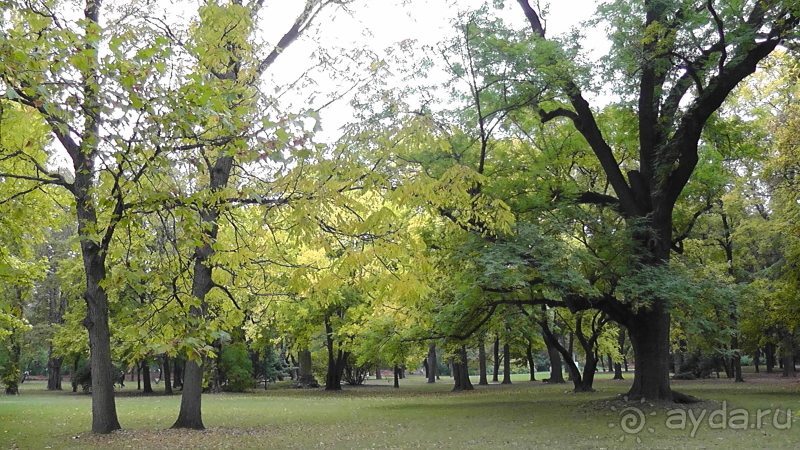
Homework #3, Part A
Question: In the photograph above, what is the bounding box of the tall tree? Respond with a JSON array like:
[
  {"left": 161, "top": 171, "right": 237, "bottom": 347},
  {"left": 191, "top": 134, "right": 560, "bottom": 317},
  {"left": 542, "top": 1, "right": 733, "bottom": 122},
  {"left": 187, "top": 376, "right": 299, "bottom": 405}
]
[{"left": 510, "top": 0, "right": 800, "bottom": 400}]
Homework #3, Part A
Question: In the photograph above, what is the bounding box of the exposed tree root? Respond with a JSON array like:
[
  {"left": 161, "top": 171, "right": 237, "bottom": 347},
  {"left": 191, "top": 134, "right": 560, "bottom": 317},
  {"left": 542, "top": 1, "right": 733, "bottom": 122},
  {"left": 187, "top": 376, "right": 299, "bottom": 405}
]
[{"left": 671, "top": 390, "right": 703, "bottom": 404}]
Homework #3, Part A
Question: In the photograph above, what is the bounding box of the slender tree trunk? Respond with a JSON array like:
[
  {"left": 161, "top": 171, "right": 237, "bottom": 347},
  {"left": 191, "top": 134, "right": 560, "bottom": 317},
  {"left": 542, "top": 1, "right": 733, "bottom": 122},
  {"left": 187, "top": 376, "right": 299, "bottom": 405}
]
[
  {"left": 492, "top": 337, "right": 500, "bottom": 383},
  {"left": 142, "top": 362, "right": 153, "bottom": 394},
  {"left": 163, "top": 356, "right": 173, "bottom": 395},
  {"left": 393, "top": 365, "right": 400, "bottom": 388},
  {"left": 478, "top": 341, "right": 489, "bottom": 385},
  {"left": 781, "top": 332, "right": 795, "bottom": 378},
  {"left": 427, "top": 344, "right": 436, "bottom": 383},
  {"left": 754, "top": 348, "right": 760, "bottom": 373},
  {"left": 324, "top": 317, "right": 348, "bottom": 391},
  {"left": 375, "top": 363, "right": 382, "bottom": 380},
  {"left": 501, "top": 343, "right": 512, "bottom": 384},
  {"left": 173, "top": 358, "right": 183, "bottom": 389},
  {"left": 47, "top": 284, "right": 67, "bottom": 391},
  {"left": 766, "top": 342, "right": 776, "bottom": 373},
  {"left": 732, "top": 334, "right": 744, "bottom": 382},
  {"left": 526, "top": 341, "right": 536, "bottom": 381}
]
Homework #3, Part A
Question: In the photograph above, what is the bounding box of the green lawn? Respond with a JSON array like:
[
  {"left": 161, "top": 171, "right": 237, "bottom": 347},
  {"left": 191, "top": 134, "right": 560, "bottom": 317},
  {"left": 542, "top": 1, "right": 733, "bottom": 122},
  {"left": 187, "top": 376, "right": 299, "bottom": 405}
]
[{"left": 1, "top": 371, "right": 798, "bottom": 449}]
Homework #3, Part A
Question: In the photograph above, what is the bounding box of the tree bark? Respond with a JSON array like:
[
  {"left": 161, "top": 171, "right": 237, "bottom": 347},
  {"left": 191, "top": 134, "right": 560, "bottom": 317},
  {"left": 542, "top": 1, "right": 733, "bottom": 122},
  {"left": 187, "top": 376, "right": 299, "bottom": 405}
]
[
  {"left": 526, "top": 341, "right": 536, "bottom": 381},
  {"left": 173, "top": 358, "right": 183, "bottom": 389},
  {"left": 781, "top": 332, "right": 795, "bottom": 378},
  {"left": 625, "top": 306, "right": 672, "bottom": 401},
  {"left": 542, "top": 326, "right": 564, "bottom": 384},
  {"left": 478, "top": 341, "right": 489, "bottom": 385},
  {"left": 142, "top": 361, "right": 153, "bottom": 394},
  {"left": 47, "top": 355, "right": 64, "bottom": 391},
  {"left": 426, "top": 344, "right": 436, "bottom": 383},
  {"left": 451, "top": 346, "right": 474, "bottom": 392},
  {"left": 172, "top": 359, "right": 205, "bottom": 429},
  {"left": 393, "top": 365, "right": 400, "bottom": 388},
  {"left": 766, "top": 342, "right": 776, "bottom": 373},
  {"left": 324, "top": 317, "right": 348, "bottom": 391},
  {"left": 492, "top": 337, "right": 500, "bottom": 382},
  {"left": 163, "top": 356, "right": 173, "bottom": 395},
  {"left": 297, "top": 349, "right": 319, "bottom": 388},
  {"left": 501, "top": 343, "right": 512, "bottom": 384}
]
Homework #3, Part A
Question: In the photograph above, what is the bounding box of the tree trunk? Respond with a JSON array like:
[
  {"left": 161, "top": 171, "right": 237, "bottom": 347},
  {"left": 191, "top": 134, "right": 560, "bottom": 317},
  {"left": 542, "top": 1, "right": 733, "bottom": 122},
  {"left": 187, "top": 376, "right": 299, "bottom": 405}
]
[
  {"left": 492, "top": 337, "right": 500, "bottom": 383},
  {"left": 542, "top": 326, "right": 564, "bottom": 384},
  {"left": 297, "top": 349, "right": 319, "bottom": 388},
  {"left": 375, "top": 363, "right": 382, "bottom": 380},
  {"left": 673, "top": 351, "right": 683, "bottom": 376},
  {"left": 614, "top": 361, "right": 624, "bottom": 380},
  {"left": 501, "top": 343, "right": 512, "bottom": 384},
  {"left": 451, "top": 347, "right": 474, "bottom": 392},
  {"left": 47, "top": 354, "right": 64, "bottom": 391},
  {"left": 82, "top": 248, "right": 122, "bottom": 433},
  {"left": 47, "top": 282, "right": 67, "bottom": 391},
  {"left": 625, "top": 307, "right": 673, "bottom": 401},
  {"left": 526, "top": 341, "right": 536, "bottom": 381},
  {"left": 478, "top": 341, "right": 489, "bottom": 385},
  {"left": 732, "top": 334, "right": 744, "bottom": 382},
  {"left": 163, "top": 356, "right": 173, "bottom": 395},
  {"left": 172, "top": 359, "right": 205, "bottom": 429},
  {"left": 781, "top": 333, "right": 795, "bottom": 378},
  {"left": 324, "top": 317, "right": 348, "bottom": 391},
  {"left": 393, "top": 365, "right": 400, "bottom": 388},
  {"left": 173, "top": 358, "right": 183, "bottom": 389},
  {"left": 142, "top": 362, "right": 153, "bottom": 394},
  {"left": 766, "top": 342, "right": 776, "bottom": 373},
  {"left": 427, "top": 344, "right": 436, "bottom": 383},
  {"left": 607, "top": 354, "right": 613, "bottom": 373},
  {"left": 754, "top": 348, "right": 760, "bottom": 373}
]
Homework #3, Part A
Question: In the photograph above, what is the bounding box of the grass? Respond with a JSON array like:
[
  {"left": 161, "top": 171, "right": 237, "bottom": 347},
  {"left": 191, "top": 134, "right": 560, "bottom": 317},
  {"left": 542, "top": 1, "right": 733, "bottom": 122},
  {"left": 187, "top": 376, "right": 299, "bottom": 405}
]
[{"left": 1, "top": 370, "right": 799, "bottom": 449}]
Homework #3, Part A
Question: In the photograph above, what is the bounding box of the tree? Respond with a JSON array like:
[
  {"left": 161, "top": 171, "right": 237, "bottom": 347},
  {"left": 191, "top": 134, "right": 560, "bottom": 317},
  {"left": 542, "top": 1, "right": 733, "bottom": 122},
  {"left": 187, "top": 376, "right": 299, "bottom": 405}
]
[{"left": 507, "top": 0, "right": 800, "bottom": 400}]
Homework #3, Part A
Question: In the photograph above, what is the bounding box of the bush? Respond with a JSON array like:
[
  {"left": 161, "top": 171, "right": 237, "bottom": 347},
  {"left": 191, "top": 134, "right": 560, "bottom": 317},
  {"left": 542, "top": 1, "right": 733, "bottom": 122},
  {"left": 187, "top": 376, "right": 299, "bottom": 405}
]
[
  {"left": 71, "top": 364, "right": 92, "bottom": 392},
  {"left": 220, "top": 342, "right": 255, "bottom": 392}
]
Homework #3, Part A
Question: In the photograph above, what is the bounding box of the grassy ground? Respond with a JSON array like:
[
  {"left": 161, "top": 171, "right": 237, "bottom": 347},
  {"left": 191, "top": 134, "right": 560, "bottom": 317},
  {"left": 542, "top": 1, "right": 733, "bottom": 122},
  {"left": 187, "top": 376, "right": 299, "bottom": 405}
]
[{"left": 1, "top": 370, "right": 798, "bottom": 449}]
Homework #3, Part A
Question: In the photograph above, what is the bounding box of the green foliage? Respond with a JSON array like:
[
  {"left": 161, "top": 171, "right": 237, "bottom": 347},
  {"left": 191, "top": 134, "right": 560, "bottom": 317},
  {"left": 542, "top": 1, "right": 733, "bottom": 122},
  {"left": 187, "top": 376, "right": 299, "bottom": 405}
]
[{"left": 219, "top": 342, "right": 255, "bottom": 392}]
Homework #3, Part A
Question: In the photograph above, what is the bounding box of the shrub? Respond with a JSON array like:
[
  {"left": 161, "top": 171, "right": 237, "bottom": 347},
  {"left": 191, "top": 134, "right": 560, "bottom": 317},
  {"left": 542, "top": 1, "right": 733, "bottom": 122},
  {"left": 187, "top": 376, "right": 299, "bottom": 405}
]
[{"left": 220, "top": 342, "right": 255, "bottom": 392}]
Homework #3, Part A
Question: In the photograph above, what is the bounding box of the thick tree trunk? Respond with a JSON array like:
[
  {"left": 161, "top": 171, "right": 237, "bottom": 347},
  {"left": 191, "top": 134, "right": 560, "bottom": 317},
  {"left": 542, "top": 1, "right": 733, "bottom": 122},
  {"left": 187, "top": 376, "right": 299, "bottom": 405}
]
[
  {"left": 526, "top": 341, "right": 536, "bottom": 381},
  {"left": 542, "top": 327, "right": 564, "bottom": 384},
  {"left": 427, "top": 344, "right": 436, "bottom": 383},
  {"left": 492, "top": 337, "right": 500, "bottom": 382},
  {"left": 172, "top": 360, "right": 205, "bottom": 429},
  {"left": 501, "top": 343, "right": 512, "bottom": 384},
  {"left": 297, "top": 349, "right": 319, "bottom": 388},
  {"left": 375, "top": 363, "right": 382, "bottom": 380},
  {"left": 478, "top": 342, "right": 489, "bottom": 385},
  {"left": 625, "top": 307, "right": 673, "bottom": 401},
  {"left": 47, "top": 354, "right": 64, "bottom": 391},
  {"left": 451, "top": 347, "right": 474, "bottom": 392},
  {"left": 393, "top": 365, "right": 400, "bottom": 388}
]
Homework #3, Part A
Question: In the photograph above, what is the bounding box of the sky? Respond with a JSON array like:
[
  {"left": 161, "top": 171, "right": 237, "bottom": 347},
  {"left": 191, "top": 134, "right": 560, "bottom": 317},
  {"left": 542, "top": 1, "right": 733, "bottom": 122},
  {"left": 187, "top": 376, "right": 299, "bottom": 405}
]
[{"left": 261, "top": 0, "right": 606, "bottom": 142}]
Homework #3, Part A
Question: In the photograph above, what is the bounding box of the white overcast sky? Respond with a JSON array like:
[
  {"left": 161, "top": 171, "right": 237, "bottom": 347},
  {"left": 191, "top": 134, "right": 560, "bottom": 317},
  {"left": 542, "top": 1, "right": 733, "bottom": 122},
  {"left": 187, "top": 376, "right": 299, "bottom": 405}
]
[{"left": 260, "top": 0, "right": 605, "bottom": 142}]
